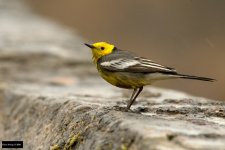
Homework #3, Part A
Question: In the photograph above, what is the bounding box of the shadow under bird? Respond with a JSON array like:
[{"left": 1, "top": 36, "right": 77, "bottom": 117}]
[{"left": 85, "top": 42, "right": 215, "bottom": 110}]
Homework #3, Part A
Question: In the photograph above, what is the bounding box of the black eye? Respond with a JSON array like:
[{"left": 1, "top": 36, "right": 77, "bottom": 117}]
[{"left": 100, "top": 47, "right": 105, "bottom": 50}]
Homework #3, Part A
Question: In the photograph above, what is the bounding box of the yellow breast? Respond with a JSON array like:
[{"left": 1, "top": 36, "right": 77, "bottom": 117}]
[{"left": 97, "top": 68, "right": 148, "bottom": 89}]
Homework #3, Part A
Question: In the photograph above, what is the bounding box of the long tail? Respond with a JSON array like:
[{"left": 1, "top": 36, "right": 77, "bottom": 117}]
[{"left": 177, "top": 73, "right": 215, "bottom": 82}]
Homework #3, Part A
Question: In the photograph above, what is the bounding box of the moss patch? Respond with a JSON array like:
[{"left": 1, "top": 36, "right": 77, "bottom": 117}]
[
  {"left": 121, "top": 144, "right": 128, "bottom": 150},
  {"left": 50, "top": 144, "right": 59, "bottom": 150},
  {"left": 63, "top": 132, "right": 81, "bottom": 150}
]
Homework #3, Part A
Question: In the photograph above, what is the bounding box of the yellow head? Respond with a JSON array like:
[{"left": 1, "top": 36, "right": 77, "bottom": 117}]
[{"left": 84, "top": 42, "right": 115, "bottom": 63}]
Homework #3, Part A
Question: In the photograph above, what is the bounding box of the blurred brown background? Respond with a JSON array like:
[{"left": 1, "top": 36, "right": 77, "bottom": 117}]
[{"left": 26, "top": 0, "right": 224, "bottom": 100}]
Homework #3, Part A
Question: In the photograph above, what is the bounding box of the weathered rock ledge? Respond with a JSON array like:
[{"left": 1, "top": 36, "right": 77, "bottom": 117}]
[{"left": 0, "top": 0, "right": 225, "bottom": 150}]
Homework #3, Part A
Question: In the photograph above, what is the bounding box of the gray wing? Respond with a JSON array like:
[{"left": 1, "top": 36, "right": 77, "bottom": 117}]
[{"left": 98, "top": 49, "right": 177, "bottom": 74}]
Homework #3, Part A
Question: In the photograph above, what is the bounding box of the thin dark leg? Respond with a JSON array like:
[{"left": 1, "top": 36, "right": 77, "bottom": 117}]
[
  {"left": 127, "top": 89, "right": 137, "bottom": 109},
  {"left": 127, "top": 87, "right": 143, "bottom": 109}
]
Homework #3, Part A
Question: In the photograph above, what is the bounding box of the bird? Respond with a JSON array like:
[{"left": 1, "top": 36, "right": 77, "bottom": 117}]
[{"left": 84, "top": 42, "right": 215, "bottom": 110}]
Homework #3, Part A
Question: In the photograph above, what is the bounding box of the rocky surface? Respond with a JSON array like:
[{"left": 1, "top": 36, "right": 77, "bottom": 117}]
[{"left": 0, "top": 0, "right": 225, "bottom": 150}]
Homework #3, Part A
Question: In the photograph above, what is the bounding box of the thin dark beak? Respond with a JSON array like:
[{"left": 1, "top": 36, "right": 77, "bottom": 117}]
[{"left": 84, "top": 43, "right": 95, "bottom": 49}]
